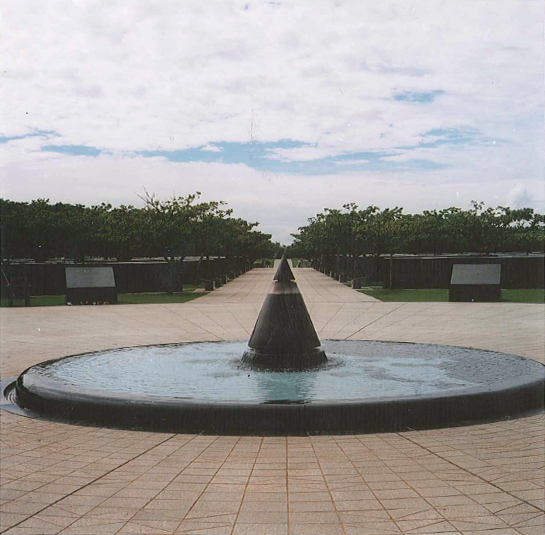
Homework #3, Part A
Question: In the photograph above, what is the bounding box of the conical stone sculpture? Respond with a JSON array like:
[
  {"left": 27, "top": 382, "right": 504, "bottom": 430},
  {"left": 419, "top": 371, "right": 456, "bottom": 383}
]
[{"left": 242, "top": 256, "right": 327, "bottom": 370}]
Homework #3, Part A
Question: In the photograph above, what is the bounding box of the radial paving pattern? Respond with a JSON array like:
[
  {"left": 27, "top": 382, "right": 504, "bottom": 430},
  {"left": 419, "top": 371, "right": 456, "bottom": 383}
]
[{"left": 1, "top": 267, "right": 543, "bottom": 534}]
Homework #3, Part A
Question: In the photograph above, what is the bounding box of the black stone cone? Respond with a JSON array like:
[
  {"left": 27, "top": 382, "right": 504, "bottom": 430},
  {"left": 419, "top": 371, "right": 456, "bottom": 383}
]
[
  {"left": 242, "top": 258, "right": 327, "bottom": 370},
  {"left": 274, "top": 255, "right": 295, "bottom": 282}
]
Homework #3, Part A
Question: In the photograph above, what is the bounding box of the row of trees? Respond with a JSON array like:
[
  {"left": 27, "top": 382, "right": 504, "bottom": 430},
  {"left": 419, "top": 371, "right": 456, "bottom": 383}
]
[
  {"left": 1, "top": 193, "right": 279, "bottom": 266},
  {"left": 290, "top": 202, "right": 545, "bottom": 268}
]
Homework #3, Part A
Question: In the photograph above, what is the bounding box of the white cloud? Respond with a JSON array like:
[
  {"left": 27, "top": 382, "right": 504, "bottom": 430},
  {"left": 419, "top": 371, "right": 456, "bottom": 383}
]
[
  {"left": 506, "top": 183, "right": 533, "bottom": 209},
  {"left": 333, "top": 159, "right": 371, "bottom": 166},
  {"left": 201, "top": 145, "right": 222, "bottom": 152},
  {"left": 2, "top": 1, "right": 543, "bottom": 151}
]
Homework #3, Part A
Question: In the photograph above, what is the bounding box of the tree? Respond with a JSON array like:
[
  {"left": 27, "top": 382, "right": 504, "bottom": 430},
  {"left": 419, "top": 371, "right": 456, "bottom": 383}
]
[{"left": 290, "top": 201, "right": 544, "bottom": 280}]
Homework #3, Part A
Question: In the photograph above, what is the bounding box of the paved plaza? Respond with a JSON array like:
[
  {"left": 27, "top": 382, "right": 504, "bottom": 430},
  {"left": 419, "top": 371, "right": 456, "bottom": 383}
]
[{"left": 0, "top": 268, "right": 543, "bottom": 535}]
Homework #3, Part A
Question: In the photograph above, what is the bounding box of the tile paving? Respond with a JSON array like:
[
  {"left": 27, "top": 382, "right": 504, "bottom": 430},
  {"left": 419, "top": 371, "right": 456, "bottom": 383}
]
[{"left": 0, "top": 268, "right": 543, "bottom": 534}]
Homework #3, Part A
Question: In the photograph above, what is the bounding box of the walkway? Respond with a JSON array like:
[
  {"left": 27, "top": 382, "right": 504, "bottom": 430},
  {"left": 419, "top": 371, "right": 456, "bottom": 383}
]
[{"left": 0, "top": 268, "right": 543, "bottom": 534}]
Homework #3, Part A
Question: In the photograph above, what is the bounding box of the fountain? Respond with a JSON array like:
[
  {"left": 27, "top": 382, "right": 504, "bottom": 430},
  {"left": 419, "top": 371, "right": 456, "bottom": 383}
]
[
  {"left": 3, "top": 259, "right": 544, "bottom": 435},
  {"left": 242, "top": 256, "right": 327, "bottom": 370}
]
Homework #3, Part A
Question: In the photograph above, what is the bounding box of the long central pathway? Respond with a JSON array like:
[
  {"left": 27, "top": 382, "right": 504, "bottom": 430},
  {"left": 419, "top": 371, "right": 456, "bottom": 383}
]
[{"left": 0, "top": 268, "right": 543, "bottom": 535}]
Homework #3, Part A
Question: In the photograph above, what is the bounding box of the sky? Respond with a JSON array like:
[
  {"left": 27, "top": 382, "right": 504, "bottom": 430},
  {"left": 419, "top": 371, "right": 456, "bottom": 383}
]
[{"left": 1, "top": 0, "right": 544, "bottom": 244}]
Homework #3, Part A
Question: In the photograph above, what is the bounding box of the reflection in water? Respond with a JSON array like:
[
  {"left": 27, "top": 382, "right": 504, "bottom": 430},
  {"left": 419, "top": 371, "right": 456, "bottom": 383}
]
[{"left": 252, "top": 367, "right": 318, "bottom": 402}]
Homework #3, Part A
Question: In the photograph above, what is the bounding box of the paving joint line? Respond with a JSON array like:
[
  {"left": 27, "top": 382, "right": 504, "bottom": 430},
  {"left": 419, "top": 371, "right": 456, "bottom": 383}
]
[
  {"left": 307, "top": 436, "right": 348, "bottom": 535},
  {"left": 219, "top": 304, "right": 252, "bottom": 339},
  {"left": 328, "top": 306, "right": 392, "bottom": 339},
  {"left": 338, "top": 306, "right": 432, "bottom": 340},
  {"left": 360, "top": 436, "right": 476, "bottom": 530},
  {"left": 0, "top": 431, "right": 181, "bottom": 534},
  {"left": 400, "top": 431, "right": 545, "bottom": 514},
  {"left": 332, "top": 435, "right": 456, "bottom": 535},
  {"left": 0, "top": 419, "right": 148, "bottom": 499},
  {"left": 347, "top": 303, "right": 408, "bottom": 339},
  {"left": 285, "top": 436, "right": 290, "bottom": 535},
  {"left": 229, "top": 436, "right": 264, "bottom": 535},
  {"left": 174, "top": 436, "right": 243, "bottom": 533},
  {"left": 110, "top": 434, "right": 219, "bottom": 535},
  {"left": 155, "top": 303, "right": 224, "bottom": 341}
]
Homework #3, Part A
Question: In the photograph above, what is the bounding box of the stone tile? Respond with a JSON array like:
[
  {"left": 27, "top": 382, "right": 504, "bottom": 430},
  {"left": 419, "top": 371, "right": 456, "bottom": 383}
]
[
  {"left": 343, "top": 520, "right": 402, "bottom": 534},
  {"left": 175, "top": 520, "right": 234, "bottom": 534},
  {"left": 244, "top": 491, "right": 287, "bottom": 502},
  {"left": 289, "top": 523, "right": 344, "bottom": 535},
  {"left": 232, "top": 524, "right": 289, "bottom": 535},
  {"left": 336, "top": 500, "right": 386, "bottom": 512},
  {"left": 239, "top": 501, "right": 287, "bottom": 512},
  {"left": 236, "top": 511, "right": 288, "bottom": 524},
  {"left": 117, "top": 519, "right": 179, "bottom": 534},
  {"left": 0, "top": 512, "right": 35, "bottom": 532},
  {"left": 60, "top": 520, "right": 126, "bottom": 534},
  {"left": 289, "top": 511, "right": 340, "bottom": 524},
  {"left": 288, "top": 500, "right": 335, "bottom": 512}
]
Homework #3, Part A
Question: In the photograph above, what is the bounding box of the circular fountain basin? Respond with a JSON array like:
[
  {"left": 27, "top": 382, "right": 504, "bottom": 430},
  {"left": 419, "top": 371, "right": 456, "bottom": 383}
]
[{"left": 10, "top": 340, "right": 544, "bottom": 435}]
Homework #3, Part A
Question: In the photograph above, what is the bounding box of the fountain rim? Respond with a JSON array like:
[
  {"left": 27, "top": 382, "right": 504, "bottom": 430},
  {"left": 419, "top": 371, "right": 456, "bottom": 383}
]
[
  {"left": 5, "top": 339, "right": 545, "bottom": 435},
  {"left": 10, "top": 339, "right": 545, "bottom": 404}
]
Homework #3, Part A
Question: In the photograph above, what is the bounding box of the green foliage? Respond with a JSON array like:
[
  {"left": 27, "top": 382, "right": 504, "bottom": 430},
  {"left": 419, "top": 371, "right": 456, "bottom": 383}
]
[
  {"left": 0, "top": 193, "right": 276, "bottom": 264},
  {"left": 291, "top": 201, "right": 545, "bottom": 264}
]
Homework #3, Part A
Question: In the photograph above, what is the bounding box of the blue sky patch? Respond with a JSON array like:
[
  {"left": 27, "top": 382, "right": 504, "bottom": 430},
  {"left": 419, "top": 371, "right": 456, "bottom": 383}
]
[
  {"left": 136, "top": 139, "right": 313, "bottom": 166},
  {"left": 0, "top": 130, "right": 58, "bottom": 144},
  {"left": 393, "top": 90, "right": 444, "bottom": 103},
  {"left": 395, "top": 127, "right": 483, "bottom": 151},
  {"left": 135, "top": 142, "right": 447, "bottom": 174},
  {"left": 34, "top": 136, "right": 450, "bottom": 173},
  {"left": 42, "top": 145, "right": 103, "bottom": 157},
  {"left": 418, "top": 127, "right": 481, "bottom": 148}
]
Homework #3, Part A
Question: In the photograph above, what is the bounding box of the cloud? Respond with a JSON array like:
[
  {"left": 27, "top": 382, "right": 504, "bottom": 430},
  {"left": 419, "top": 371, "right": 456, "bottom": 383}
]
[
  {"left": 506, "top": 183, "right": 533, "bottom": 209},
  {"left": 201, "top": 145, "right": 222, "bottom": 152},
  {"left": 333, "top": 159, "right": 371, "bottom": 166},
  {"left": 2, "top": 1, "right": 542, "bottom": 154}
]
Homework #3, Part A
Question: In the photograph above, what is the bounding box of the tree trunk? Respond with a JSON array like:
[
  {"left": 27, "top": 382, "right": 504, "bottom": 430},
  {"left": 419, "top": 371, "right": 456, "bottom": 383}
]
[
  {"left": 179, "top": 255, "right": 186, "bottom": 292},
  {"left": 167, "top": 257, "right": 175, "bottom": 295},
  {"left": 389, "top": 253, "right": 394, "bottom": 289}
]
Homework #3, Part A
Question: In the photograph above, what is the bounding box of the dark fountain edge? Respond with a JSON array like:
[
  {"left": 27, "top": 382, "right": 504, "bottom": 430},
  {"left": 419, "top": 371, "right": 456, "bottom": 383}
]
[{"left": 2, "top": 340, "right": 544, "bottom": 436}]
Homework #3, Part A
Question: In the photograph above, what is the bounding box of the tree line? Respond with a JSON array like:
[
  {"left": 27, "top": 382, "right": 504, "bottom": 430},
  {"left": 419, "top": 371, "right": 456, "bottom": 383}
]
[
  {"left": 290, "top": 202, "right": 545, "bottom": 267},
  {"left": 0, "top": 193, "right": 280, "bottom": 265}
]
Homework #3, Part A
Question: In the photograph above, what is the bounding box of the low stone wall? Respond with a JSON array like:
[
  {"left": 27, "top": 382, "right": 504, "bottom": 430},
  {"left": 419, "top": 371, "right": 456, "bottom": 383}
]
[
  {"left": 313, "top": 254, "right": 544, "bottom": 289},
  {"left": 1, "top": 258, "right": 251, "bottom": 296},
  {"left": 383, "top": 255, "right": 544, "bottom": 289}
]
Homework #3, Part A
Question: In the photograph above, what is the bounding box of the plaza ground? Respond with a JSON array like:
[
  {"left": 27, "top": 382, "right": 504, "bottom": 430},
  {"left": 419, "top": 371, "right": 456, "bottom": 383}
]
[{"left": 0, "top": 268, "right": 543, "bottom": 535}]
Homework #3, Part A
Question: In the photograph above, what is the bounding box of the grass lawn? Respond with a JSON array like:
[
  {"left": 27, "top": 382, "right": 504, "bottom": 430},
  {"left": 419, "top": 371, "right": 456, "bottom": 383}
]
[
  {"left": 359, "top": 288, "right": 545, "bottom": 303},
  {"left": 119, "top": 292, "right": 205, "bottom": 305},
  {"left": 1, "top": 290, "right": 207, "bottom": 308}
]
